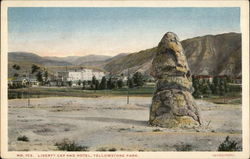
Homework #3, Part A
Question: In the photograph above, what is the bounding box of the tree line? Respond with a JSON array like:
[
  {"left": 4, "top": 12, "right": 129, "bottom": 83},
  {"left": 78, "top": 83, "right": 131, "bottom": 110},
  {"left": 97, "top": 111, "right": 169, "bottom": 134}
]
[
  {"left": 192, "top": 76, "right": 235, "bottom": 98},
  {"left": 9, "top": 64, "right": 49, "bottom": 89},
  {"left": 81, "top": 72, "right": 145, "bottom": 90}
]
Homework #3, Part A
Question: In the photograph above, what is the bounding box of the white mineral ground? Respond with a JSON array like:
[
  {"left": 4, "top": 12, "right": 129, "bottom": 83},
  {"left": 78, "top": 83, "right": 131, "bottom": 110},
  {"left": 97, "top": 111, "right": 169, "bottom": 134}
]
[{"left": 8, "top": 96, "right": 241, "bottom": 151}]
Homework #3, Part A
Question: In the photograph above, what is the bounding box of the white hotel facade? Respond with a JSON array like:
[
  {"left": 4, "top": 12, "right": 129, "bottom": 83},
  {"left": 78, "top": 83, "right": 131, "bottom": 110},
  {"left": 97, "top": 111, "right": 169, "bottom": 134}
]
[{"left": 58, "top": 69, "right": 105, "bottom": 82}]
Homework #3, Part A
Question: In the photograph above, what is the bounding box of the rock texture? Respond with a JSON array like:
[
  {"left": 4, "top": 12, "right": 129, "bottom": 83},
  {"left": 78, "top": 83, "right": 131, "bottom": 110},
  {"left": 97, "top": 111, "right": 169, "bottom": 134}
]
[{"left": 149, "top": 32, "right": 201, "bottom": 128}]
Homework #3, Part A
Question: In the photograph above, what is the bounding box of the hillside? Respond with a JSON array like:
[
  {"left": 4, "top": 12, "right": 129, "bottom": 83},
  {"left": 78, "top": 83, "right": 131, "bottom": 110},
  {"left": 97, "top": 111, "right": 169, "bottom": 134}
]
[
  {"left": 44, "top": 54, "right": 111, "bottom": 66},
  {"left": 182, "top": 32, "right": 241, "bottom": 76},
  {"left": 8, "top": 52, "right": 106, "bottom": 77},
  {"left": 104, "top": 48, "right": 157, "bottom": 75},
  {"left": 9, "top": 52, "right": 71, "bottom": 66},
  {"left": 44, "top": 56, "right": 80, "bottom": 63},
  {"left": 8, "top": 32, "right": 242, "bottom": 78},
  {"left": 104, "top": 32, "right": 241, "bottom": 76}
]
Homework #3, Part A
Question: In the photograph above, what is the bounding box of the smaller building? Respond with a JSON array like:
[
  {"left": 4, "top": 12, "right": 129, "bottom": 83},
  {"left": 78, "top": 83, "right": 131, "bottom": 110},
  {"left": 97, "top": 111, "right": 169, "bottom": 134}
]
[
  {"left": 12, "top": 77, "right": 28, "bottom": 86},
  {"left": 11, "top": 77, "right": 39, "bottom": 87},
  {"left": 29, "top": 78, "right": 39, "bottom": 86},
  {"left": 193, "top": 75, "right": 213, "bottom": 83}
]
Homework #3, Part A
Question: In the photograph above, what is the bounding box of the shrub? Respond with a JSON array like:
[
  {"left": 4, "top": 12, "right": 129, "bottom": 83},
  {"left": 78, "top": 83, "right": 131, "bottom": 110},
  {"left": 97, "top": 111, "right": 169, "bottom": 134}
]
[
  {"left": 55, "top": 139, "right": 88, "bottom": 151},
  {"left": 108, "top": 148, "right": 117, "bottom": 151},
  {"left": 17, "top": 135, "right": 29, "bottom": 142},
  {"left": 175, "top": 144, "right": 192, "bottom": 151},
  {"left": 218, "top": 136, "right": 241, "bottom": 151},
  {"left": 153, "top": 129, "right": 162, "bottom": 132}
]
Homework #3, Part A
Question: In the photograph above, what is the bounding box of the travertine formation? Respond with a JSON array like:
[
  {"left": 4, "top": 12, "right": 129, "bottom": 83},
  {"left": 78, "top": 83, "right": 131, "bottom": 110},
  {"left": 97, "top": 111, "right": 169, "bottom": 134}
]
[{"left": 149, "top": 32, "right": 201, "bottom": 128}]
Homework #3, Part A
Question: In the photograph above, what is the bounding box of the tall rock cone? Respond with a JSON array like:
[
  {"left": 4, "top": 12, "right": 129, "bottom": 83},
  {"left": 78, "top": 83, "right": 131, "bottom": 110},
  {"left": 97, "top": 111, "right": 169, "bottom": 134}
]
[{"left": 149, "top": 32, "right": 201, "bottom": 128}]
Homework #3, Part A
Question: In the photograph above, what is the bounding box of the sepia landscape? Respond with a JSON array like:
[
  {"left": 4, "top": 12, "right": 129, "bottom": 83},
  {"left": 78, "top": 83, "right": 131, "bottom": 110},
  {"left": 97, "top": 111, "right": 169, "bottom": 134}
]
[{"left": 7, "top": 7, "right": 242, "bottom": 152}]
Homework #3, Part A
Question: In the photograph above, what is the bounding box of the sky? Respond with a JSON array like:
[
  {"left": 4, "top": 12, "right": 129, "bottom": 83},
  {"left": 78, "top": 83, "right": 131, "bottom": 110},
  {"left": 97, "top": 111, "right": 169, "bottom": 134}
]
[{"left": 8, "top": 7, "right": 240, "bottom": 57}]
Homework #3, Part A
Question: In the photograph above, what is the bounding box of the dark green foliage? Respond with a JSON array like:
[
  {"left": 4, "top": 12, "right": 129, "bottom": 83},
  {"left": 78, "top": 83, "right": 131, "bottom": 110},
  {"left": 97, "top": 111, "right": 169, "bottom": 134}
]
[
  {"left": 175, "top": 144, "right": 193, "bottom": 151},
  {"left": 31, "top": 64, "right": 40, "bottom": 74},
  {"left": 100, "top": 77, "right": 107, "bottom": 89},
  {"left": 218, "top": 136, "right": 241, "bottom": 151},
  {"left": 108, "top": 148, "right": 117, "bottom": 151},
  {"left": 12, "top": 64, "right": 21, "bottom": 79},
  {"left": 17, "top": 135, "right": 29, "bottom": 142},
  {"left": 117, "top": 79, "right": 123, "bottom": 88},
  {"left": 192, "top": 75, "right": 234, "bottom": 98},
  {"left": 36, "top": 71, "right": 43, "bottom": 83},
  {"left": 13, "top": 73, "right": 19, "bottom": 78},
  {"left": 111, "top": 80, "right": 117, "bottom": 89},
  {"left": 205, "top": 84, "right": 212, "bottom": 95},
  {"left": 107, "top": 77, "right": 112, "bottom": 89},
  {"left": 192, "top": 77, "right": 201, "bottom": 98},
  {"left": 91, "top": 76, "right": 97, "bottom": 90},
  {"left": 95, "top": 80, "right": 100, "bottom": 90},
  {"left": 77, "top": 80, "right": 82, "bottom": 86},
  {"left": 152, "top": 129, "right": 162, "bottom": 132},
  {"left": 55, "top": 139, "right": 88, "bottom": 151},
  {"left": 213, "top": 76, "right": 220, "bottom": 86},
  {"left": 132, "top": 72, "right": 144, "bottom": 87},
  {"left": 128, "top": 77, "right": 134, "bottom": 88},
  {"left": 44, "top": 70, "right": 49, "bottom": 82},
  {"left": 12, "top": 64, "right": 21, "bottom": 70},
  {"left": 8, "top": 83, "right": 26, "bottom": 89},
  {"left": 106, "top": 77, "right": 117, "bottom": 89},
  {"left": 67, "top": 81, "right": 72, "bottom": 87},
  {"left": 82, "top": 80, "right": 87, "bottom": 90}
]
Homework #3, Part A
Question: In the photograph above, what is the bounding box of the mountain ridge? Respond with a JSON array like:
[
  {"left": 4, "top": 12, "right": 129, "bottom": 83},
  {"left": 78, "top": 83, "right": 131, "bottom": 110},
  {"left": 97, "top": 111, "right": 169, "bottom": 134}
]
[
  {"left": 104, "top": 32, "right": 241, "bottom": 76},
  {"left": 8, "top": 32, "right": 241, "bottom": 77}
]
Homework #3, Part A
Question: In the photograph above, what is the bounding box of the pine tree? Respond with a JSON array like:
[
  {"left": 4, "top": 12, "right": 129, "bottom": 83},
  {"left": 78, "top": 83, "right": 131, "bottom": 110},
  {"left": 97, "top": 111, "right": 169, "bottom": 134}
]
[
  {"left": 95, "top": 80, "right": 100, "bottom": 90},
  {"left": 78, "top": 80, "right": 82, "bottom": 86},
  {"left": 212, "top": 77, "right": 221, "bottom": 95},
  {"left": 82, "top": 80, "right": 86, "bottom": 90},
  {"left": 36, "top": 71, "right": 43, "bottom": 83},
  {"left": 12, "top": 64, "right": 21, "bottom": 70},
  {"left": 111, "top": 80, "right": 117, "bottom": 89},
  {"left": 100, "top": 77, "right": 107, "bottom": 89},
  {"left": 128, "top": 77, "right": 134, "bottom": 88},
  {"left": 107, "top": 77, "right": 112, "bottom": 89},
  {"left": 132, "top": 72, "right": 144, "bottom": 87},
  {"left": 192, "top": 76, "right": 202, "bottom": 98},
  {"left": 219, "top": 79, "right": 226, "bottom": 96},
  {"left": 67, "top": 81, "right": 72, "bottom": 87},
  {"left": 31, "top": 64, "right": 40, "bottom": 74},
  {"left": 91, "top": 76, "right": 97, "bottom": 90},
  {"left": 117, "top": 79, "right": 123, "bottom": 88},
  {"left": 44, "top": 70, "right": 49, "bottom": 83}
]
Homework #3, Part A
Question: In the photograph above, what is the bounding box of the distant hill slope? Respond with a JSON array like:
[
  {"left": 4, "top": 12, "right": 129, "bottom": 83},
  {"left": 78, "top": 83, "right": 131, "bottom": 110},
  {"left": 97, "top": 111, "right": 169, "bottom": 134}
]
[
  {"left": 44, "top": 56, "right": 81, "bottom": 63},
  {"left": 8, "top": 52, "right": 72, "bottom": 78},
  {"left": 8, "top": 52, "right": 109, "bottom": 77},
  {"left": 104, "top": 32, "right": 241, "bottom": 76},
  {"left": 104, "top": 48, "right": 157, "bottom": 75},
  {"left": 8, "top": 32, "right": 241, "bottom": 78},
  {"left": 44, "top": 54, "right": 111, "bottom": 66},
  {"left": 105, "top": 53, "right": 129, "bottom": 62},
  {"left": 9, "top": 52, "right": 71, "bottom": 66}
]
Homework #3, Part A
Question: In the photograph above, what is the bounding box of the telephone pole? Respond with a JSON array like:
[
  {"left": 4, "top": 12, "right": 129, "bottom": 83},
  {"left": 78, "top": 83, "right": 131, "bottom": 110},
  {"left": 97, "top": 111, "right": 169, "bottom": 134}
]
[
  {"left": 26, "top": 69, "right": 30, "bottom": 107},
  {"left": 127, "top": 68, "right": 130, "bottom": 104}
]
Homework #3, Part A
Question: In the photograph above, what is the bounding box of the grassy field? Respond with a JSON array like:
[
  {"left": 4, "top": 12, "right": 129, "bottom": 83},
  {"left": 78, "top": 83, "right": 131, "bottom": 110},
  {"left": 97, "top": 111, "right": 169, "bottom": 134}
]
[
  {"left": 8, "top": 84, "right": 242, "bottom": 104},
  {"left": 8, "top": 86, "right": 156, "bottom": 99}
]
